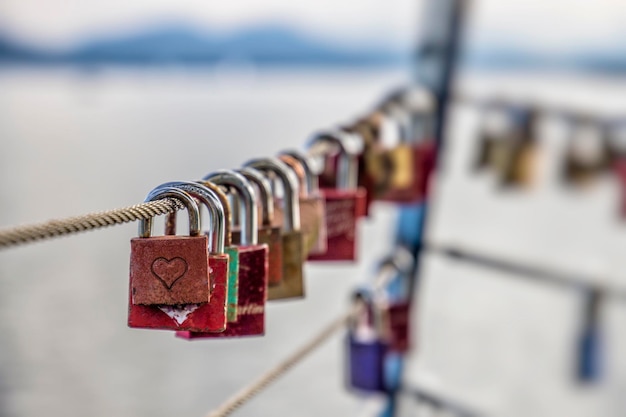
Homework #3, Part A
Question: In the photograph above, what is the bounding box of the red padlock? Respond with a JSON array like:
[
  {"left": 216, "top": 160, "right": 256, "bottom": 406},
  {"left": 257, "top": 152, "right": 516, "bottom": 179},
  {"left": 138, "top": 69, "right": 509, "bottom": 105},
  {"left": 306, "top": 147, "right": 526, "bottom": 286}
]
[
  {"left": 177, "top": 170, "right": 268, "bottom": 339},
  {"left": 307, "top": 130, "right": 367, "bottom": 261},
  {"left": 235, "top": 167, "right": 284, "bottom": 287},
  {"left": 128, "top": 183, "right": 226, "bottom": 332}
]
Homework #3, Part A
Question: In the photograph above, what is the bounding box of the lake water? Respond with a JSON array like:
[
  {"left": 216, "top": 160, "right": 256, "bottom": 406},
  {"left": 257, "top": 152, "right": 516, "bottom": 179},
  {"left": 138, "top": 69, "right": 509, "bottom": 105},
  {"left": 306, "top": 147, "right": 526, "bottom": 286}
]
[{"left": 0, "top": 67, "right": 626, "bottom": 417}]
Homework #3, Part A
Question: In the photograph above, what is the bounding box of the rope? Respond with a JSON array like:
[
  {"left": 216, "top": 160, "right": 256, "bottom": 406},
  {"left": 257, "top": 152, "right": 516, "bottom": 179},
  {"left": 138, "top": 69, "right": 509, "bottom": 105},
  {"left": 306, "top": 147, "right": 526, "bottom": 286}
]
[
  {"left": 0, "top": 198, "right": 184, "bottom": 249},
  {"left": 206, "top": 308, "right": 357, "bottom": 417}
]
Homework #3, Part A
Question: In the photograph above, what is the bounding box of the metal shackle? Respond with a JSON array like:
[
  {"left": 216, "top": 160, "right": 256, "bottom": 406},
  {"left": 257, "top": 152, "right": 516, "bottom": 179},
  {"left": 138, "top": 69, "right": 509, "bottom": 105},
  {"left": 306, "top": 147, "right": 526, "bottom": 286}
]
[
  {"left": 279, "top": 150, "right": 318, "bottom": 195},
  {"left": 308, "top": 129, "right": 364, "bottom": 190},
  {"left": 159, "top": 181, "right": 226, "bottom": 254},
  {"left": 244, "top": 157, "right": 301, "bottom": 232},
  {"left": 140, "top": 186, "right": 200, "bottom": 238},
  {"left": 203, "top": 170, "right": 258, "bottom": 245},
  {"left": 277, "top": 154, "right": 308, "bottom": 197},
  {"left": 236, "top": 167, "right": 275, "bottom": 227},
  {"left": 196, "top": 180, "right": 233, "bottom": 248}
]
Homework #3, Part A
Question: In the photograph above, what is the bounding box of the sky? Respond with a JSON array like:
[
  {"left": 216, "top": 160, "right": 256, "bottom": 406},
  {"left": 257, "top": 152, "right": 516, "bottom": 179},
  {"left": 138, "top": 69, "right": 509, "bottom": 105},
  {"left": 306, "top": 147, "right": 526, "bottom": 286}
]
[{"left": 0, "top": 0, "right": 625, "bottom": 53}]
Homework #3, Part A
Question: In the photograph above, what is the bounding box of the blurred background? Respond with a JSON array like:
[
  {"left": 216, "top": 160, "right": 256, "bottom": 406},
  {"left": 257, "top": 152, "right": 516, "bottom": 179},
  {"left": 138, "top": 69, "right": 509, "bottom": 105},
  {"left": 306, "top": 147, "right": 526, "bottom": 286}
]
[{"left": 2, "top": 1, "right": 626, "bottom": 416}]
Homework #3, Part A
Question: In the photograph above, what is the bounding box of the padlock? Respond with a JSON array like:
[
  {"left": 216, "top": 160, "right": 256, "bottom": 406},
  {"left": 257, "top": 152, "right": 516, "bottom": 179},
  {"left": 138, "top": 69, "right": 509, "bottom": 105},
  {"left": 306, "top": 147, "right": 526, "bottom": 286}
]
[
  {"left": 562, "top": 116, "right": 613, "bottom": 187},
  {"left": 277, "top": 150, "right": 328, "bottom": 256},
  {"left": 128, "top": 184, "right": 223, "bottom": 332},
  {"left": 372, "top": 250, "right": 414, "bottom": 353},
  {"left": 232, "top": 167, "right": 283, "bottom": 286},
  {"left": 307, "top": 130, "right": 367, "bottom": 262},
  {"left": 177, "top": 170, "right": 269, "bottom": 339},
  {"left": 361, "top": 89, "right": 436, "bottom": 203},
  {"left": 244, "top": 157, "right": 305, "bottom": 300},
  {"left": 346, "top": 291, "right": 388, "bottom": 393},
  {"left": 196, "top": 180, "right": 239, "bottom": 323}
]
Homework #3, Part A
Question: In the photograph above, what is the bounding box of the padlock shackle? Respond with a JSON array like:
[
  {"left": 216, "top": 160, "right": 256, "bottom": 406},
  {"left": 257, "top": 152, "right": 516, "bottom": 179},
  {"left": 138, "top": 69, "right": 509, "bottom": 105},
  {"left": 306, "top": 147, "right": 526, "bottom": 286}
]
[
  {"left": 279, "top": 150, "right": 318, "bottom": 194},
  {"left": 244, "top": 157, "right": 301, "bottom": 232},
  {"left": 203, "top": 170, "right": 258, "bottom": 245},
  {"left": 158, "top": 181, "right": 226, "bottom": 254},
  {"left": 236, "top": 167, "right": 275, "bottom": 227},
  {"left": 278, "top": 155, "right": 309, "bottom": 197},
  {"left": 196, "top": 180, "right": 232, "bottom": 248},
  {"left": 140, "top": 187, "right": 201, "bottom": 238},
  {"left": 307, "top": 130, "right": 363, "bottom": 190}
]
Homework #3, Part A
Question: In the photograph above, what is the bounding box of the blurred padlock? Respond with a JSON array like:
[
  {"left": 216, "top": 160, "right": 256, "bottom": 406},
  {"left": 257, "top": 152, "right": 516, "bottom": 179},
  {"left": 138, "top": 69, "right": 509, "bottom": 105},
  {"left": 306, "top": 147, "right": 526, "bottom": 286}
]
[
  {"left": 346, "top": 291, "right": 388, "bottom": 393},
  {"left": 197, "top": 180, "right": 240, "bottom": 323},
  {"left": 233, "top": 167, "right": 284, "bottom": 287},
  {"left": 128, "top": 184, "right": 222, "bottom": 331},
  {"left": 278, "top": 150, "right": 328, "bottom": 256},
  {"left": 368, "top": 87, "right": 437, "bottom": 203},
  {"left": 562, "top": 116, "right": 613, "bottom": 187},
  {"left": 307, "top": 130, "right": 367, "bottom": 261},
  {"left": 177, "top": 171, "right": 269, "bottom": 339},
  {"left": 245, "top": 157, "right": 305, "bottom": 300}
]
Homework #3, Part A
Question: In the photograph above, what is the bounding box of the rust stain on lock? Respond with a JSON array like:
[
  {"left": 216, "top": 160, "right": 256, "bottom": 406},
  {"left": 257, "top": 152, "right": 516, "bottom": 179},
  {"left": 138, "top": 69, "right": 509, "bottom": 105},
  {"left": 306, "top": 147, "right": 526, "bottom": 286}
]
[
  {"left": 130, "top": 235, "right": 209, "bottom": 305},
  {"left": 268, "top": 231, "right": 305, "bottom": 300}
]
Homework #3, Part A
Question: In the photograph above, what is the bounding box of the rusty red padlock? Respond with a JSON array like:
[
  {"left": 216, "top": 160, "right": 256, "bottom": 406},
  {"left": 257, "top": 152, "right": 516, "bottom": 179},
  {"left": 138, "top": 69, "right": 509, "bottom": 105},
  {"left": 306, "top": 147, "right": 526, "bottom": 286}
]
[
  {"left": 128, "top": 183, "right": 226, "bottom": 332},
  {"left": 177, "top": 170, "right": 269, "bottom": 339},
  {"left": 278, "top": 150, "right": 328, "bottom": 256},
  {"left": 307, "top": 130, "right": 367, "bottom": 262},
  {"left": 235, "top": 167, "right": 283, "bottom": 287}
]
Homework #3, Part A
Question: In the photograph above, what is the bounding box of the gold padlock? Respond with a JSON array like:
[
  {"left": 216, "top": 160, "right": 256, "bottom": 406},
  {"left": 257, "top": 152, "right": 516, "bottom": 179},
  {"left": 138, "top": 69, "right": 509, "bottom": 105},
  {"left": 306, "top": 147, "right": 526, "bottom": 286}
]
[
  {"left": 277, "top": 151, "right": 327, "bottom": 256},
  {"left": 244, "top": 157, "right": 305, "bottom": 300}
]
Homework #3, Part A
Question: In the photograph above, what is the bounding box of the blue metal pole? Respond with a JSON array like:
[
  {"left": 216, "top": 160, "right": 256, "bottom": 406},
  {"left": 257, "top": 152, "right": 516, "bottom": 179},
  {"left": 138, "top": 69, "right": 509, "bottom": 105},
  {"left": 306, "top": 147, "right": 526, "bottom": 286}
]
[{"left": 380, "top": 1, "right": 466, "bottom": 415}]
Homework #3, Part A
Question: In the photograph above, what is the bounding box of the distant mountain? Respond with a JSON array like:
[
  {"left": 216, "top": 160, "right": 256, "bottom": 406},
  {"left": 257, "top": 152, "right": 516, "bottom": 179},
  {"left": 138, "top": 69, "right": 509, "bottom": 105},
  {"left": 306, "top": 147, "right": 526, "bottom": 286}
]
[{"left": 0, "top": 25, "right": 406, "bottom": 67}]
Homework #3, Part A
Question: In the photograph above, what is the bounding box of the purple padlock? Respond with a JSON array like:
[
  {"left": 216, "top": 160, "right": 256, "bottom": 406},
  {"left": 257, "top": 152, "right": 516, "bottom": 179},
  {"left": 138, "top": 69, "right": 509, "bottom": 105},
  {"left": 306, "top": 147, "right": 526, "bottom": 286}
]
[{"left": 346, "top": 292, "right": 388, "bottom": 393}]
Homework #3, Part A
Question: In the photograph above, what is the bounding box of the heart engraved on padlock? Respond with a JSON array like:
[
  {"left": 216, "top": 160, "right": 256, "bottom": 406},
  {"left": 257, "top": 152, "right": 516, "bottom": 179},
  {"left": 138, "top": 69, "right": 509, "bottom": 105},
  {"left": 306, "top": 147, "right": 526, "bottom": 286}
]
[
  {"left": 151, "top": 257, "right": 188, "bottom": 289},
  {"left": 245, "top": 157, "right": 305, "bottom": 300}
]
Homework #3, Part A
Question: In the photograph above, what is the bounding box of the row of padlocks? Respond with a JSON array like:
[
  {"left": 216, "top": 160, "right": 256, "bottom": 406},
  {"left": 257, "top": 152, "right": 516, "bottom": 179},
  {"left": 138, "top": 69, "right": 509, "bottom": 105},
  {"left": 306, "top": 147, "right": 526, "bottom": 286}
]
[{"left": 127, "top": 86, "right": 436, "bottom": 340}]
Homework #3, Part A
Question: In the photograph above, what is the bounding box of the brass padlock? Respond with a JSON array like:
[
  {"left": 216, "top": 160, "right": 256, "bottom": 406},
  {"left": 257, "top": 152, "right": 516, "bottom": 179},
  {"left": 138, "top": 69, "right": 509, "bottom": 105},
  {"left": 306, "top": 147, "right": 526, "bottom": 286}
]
[
  {"left": 278, "top": 150, "right": 328, "bottom": 256},
  {"left": 234, "top": 167, "right": 284, "bottom": 287},
  {"left": 244, "top": 157, "right": 305, "bottom": 300}
]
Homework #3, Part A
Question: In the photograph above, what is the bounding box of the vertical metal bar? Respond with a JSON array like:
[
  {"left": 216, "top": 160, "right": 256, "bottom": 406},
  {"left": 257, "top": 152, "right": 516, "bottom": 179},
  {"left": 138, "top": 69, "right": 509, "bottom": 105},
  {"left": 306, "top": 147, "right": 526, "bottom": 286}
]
[{"left": 380, "top": 1, "right": 466, "bottom": 416}]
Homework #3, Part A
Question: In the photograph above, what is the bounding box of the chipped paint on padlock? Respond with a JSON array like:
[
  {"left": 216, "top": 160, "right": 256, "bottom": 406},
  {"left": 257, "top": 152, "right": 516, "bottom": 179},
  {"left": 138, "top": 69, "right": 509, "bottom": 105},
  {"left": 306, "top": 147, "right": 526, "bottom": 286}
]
[
  {"left": 277, "top": 151, "right": 328, "bottom": 256},
  {"left": 129, "top": 184, "right": 228, "bottom": 332},
  {"left": 307, "top": 130, "right": 366, "bottom": 262},
  {"left": 198, "top": 180, "right": 240, "bottom": 323},
  {"left": 244, "top": 157, "right": 305, "bottom": 300},
  {"left": 233, "top": 167, "right": 284, "bottom": 286},
  {"left": 176, "top": 170, "right": 269, "bottom": 338}
]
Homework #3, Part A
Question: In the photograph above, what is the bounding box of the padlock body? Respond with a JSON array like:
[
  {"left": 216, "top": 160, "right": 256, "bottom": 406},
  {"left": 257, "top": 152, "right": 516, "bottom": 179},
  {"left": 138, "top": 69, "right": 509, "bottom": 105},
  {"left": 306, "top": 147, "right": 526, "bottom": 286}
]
[
  {"left": 268, "top": 230, "right": 305, "bottom": 300},
  {"left": 130, "top": 235, "right": 210, "bottom": 305},
  {"left": 367, "top": 141, "right": 436, "bottom": 204},
  {"left": 234, "top": 225, "right": 283, "bottom": 286},
  {"left": 307, "top": 188, "right": 365, "bottom": 262},
  {"left": 225, "top": 246, "right": 240, "bottom": 322},
  {"left": 387, "top": 302, "right": 411, "bottom": 353},
  {"left": 347, "top": 334, "right": 387, "bottom": 392},
  {"left": 176, "top": 243, "right": 269, "bottom": 339},
  {"left": 274, "top": 195, "right": 328, "bottom": 256},
  {"left": 128, "top": 251, "right": 228, "bottom": 332}
]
